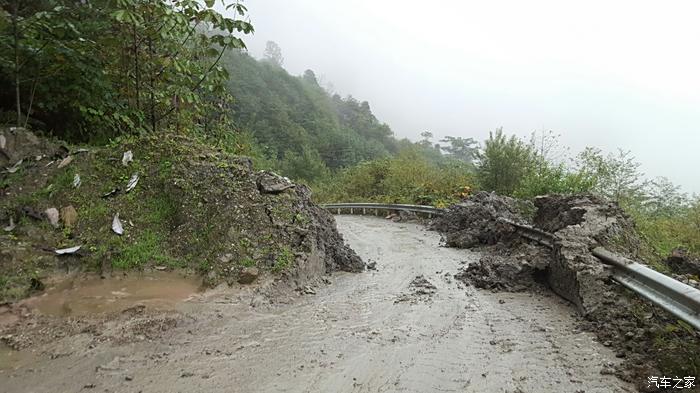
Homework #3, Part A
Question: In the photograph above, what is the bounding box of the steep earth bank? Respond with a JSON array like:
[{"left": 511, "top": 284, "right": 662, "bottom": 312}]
[{"left": 0, "top": 127, "right": 362, "bottom": 350}]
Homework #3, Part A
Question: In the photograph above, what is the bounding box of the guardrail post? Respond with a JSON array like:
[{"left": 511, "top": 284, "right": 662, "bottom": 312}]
[{"left": 362, "top": 208, "right": 366, "bottom": 215}]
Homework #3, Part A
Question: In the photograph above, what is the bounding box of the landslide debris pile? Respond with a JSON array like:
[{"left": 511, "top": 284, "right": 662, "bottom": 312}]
[
  {"left": 0, "top": 128, "right": 363, "bottom": 301},
  {"left": 432, "top": 191, "right": 531, "bottom": 248},
  {"left": 434, "top": 192, "right": 549, "bottom": 292},
  {"left": 438, "top": 193, "right": 700, "bottom": 388},
  {"left": 533, "top": 194, "right": 642, "bottom": 313}
]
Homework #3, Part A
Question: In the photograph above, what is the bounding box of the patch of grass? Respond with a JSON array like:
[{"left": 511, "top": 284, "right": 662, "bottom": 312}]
[
  {"left": 0, "top": 171, "right": 23, "bottom": 189},
  {"left": 53, "top": 168, "right": 76, "bottom": 191},
  {"left": 272, "top": 246, "right": 293, "bottom": 272},
  {"left": 158, "top": 159, "right": 173, "bottom": 181},
  {"left": 239, "top": 258, "right": 255, "bottom": 267},
  {"left": 112, "top": 229, "right": 178, "bottom": 269},
  {"left": 293, "top": 212, "right": 310, "bottom": 226},
  {"left": 78, "top": 198, "right": 109, "bottom": 223},
  {"left": 0, "top": 274, "right": 28, "bottom": 301},
  {"left": 197, "top": 259, "right": 212, "bottom": 272},
  {"left": 144, "top": 193, "right": 177, "bottom": 225}
]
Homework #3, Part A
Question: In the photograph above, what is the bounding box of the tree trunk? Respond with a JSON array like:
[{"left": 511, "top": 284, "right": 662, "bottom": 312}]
[{"left": 12, "top": 0, "right": 21, "bottom": 127}]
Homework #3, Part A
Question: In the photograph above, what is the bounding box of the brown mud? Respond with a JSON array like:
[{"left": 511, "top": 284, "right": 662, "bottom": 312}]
[
  {"left": 0, "top": 216, "right": 635, "bottom": 392},
  {"left": 20, "top": 271, "right": 201, "bottom": 317}
]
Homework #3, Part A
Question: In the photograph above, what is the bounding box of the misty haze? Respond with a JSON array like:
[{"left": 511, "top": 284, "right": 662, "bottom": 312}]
[{"left": 1, "top": 1, "right": 698, "bottom": 392}]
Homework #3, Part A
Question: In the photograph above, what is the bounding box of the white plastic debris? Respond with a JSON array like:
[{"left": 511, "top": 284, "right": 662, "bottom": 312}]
[
  {"left": 0, "top": 134, "right": 6, "bottom": 149},
  {"left": 55, "top": 245, "right": 81, "bottom": 255},
  {"left": 5, "top": 159, "right": 22, "bottom": 173},
  {"left": 112, "top": 213, "right": 124, "bottom": 235},
  {"left": 126, "top": 172, "right": 139, "bottom": 193},
  {"left": 57, "top": 155, "right": 73, "bottom": 169},
  {"left": 101, "top": 188, "right": 119, "bottom": 198},
  {"left": 3, "top": 217, "right": 15, "bottom": 232},
  {"left": 122, "top": 150, "right": 133, "bottom": 166},
  {"left": 73, "top": 173, "right": 81, "bottom": 188}
]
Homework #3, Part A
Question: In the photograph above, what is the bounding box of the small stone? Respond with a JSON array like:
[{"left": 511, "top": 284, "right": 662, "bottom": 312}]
[
  {"left": 256, "top": 171, "right": 294, "bottom": 193},
  {"left": 60, "top": 205, "right": 78, "bottom": 228},
  {"left": 57, "top": 155, "right": 73, "bottom": 168},
  {"left": 238, "top": 267, "right": 259, "bottom": 284},
  {"left": 218, "top": 254, "right": 234, "bottom": 264},
  {"left": 125, "top": 375, "right": 133, "bottom": 381},
  {"left": 44, "top": 207, "right": 59, "bottom": 228}
]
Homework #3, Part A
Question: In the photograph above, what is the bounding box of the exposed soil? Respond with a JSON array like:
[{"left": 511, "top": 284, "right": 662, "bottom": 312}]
[
  {"left": 0, "top": 216, "right": 635, "bottom": 393},
  {"left": 432, "top": 191, "right": 532, "bottom": 248},
  {"left": 0, "top": 128, "right": 362, "bottom": 302},
  {"left": 455, "top": 243, "right": 551, "bottom": 293}
]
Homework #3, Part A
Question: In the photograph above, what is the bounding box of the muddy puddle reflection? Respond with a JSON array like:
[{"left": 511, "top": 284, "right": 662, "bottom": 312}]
[{"left": 23, "top": 271, "right": 202, "bottom": 317}]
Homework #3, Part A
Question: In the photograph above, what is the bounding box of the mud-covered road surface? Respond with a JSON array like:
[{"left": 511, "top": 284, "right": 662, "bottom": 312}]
[{"left": 0, "top": 216, "right": 635, "bottom": 393}]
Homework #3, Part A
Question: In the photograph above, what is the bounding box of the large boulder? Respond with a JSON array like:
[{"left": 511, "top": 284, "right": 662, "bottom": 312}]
[{"left": 0, "top": 127, "right": 64, "bottom": 168}]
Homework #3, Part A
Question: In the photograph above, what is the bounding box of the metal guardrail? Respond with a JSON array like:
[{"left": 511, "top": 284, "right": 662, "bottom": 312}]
[
  {"left": 497, "top": 217, "right": 556, "bottom": 249},
  {"left": 321, "top": 203, "right": 444, "bottom": 217},
  {"left": 593, "top": 248, "right": 700, "bottom": 330},
  {"left": 323, "top": 202, "right": 700, "bottom": 330}
]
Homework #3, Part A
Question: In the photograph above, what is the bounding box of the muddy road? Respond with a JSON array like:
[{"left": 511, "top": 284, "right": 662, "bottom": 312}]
[{"left": 0, "top": 216, "right": 634, "bottom": 393}]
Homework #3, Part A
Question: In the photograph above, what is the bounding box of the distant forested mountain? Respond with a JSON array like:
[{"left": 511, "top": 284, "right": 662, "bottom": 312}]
[{"left": 222, "top": 49, "right": 403, "bottom": 180}]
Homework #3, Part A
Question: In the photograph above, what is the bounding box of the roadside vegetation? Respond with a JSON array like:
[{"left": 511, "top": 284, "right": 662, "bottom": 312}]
[{"left": 1, "top": 2, "right": 697, "bottom": 279}]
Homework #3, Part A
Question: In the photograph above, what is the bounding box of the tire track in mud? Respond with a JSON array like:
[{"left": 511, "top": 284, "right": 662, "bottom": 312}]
[{"left": 0, "top": 216, "right": 635, "bottom": 393}]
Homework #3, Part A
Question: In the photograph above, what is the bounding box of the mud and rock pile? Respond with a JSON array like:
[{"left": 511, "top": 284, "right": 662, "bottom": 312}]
[
  {"left": 432, "top": 191, "right": 532, "bottom": 248},
  {"left": 394, "top": 275, "right": 437, "bottom": 303},
  {"left": 0, "top": 128, "right": 363, "bottom": 302},
  {"left": 533, "top": 194, "right": 642, "bottom": 314},
  {"left": 455, "top": 243, "right": 551, "bottom": 292},
  {"left": 664, "top": 249, "right": 700, "bottom": 290},
  {"left": 439, "top": 192, "right": 700, "bottom": 388}
]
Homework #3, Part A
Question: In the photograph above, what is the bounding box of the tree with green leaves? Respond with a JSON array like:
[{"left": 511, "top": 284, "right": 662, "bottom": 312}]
[
  {"left": 476, "top": 128, "right": 535, "bottom": 195},
  {"left": 440, "top": 136, "right": 478, "bottom": 164},
  {"left": 263, "top": 40, "right": 283, "bottom": 67},
  {"left": 0, "top": 0, "right": 254, "bottom": 140},
  {"left": 575, "top": 147, "right": 644, "bottom": 204}
]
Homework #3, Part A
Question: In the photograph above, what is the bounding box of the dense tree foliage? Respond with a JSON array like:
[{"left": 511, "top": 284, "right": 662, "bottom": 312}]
[
  {"left": 0, "top": 0, "right": 253, "bottom": 141},
  {"left": 222, "top": 49, "right": 398, "bottom": 181}
]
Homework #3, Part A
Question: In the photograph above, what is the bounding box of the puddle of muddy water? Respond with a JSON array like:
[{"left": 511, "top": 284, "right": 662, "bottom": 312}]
[{"left": 22, "top": 272, "right": 202, "bottom": 317}]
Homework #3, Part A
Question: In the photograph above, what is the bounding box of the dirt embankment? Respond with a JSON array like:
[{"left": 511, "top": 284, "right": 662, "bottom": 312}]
[
  {"left": 436, "top": 192, "right": 700, "bottom": 391},
  {"left": 0, "top": 127, "right": 362, "bottom": 302}
]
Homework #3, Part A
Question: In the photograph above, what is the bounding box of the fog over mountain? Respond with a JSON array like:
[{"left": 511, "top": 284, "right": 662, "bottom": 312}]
[{"left": 235, "top": 0, "right": 700, "bottom": 193}]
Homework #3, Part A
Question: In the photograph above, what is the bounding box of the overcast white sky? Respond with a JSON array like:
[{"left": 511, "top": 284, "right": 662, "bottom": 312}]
[{"left": 234, "top": 0, "right": 700, "bottom": 194}]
